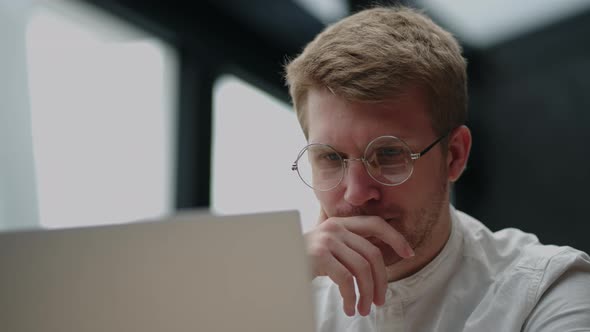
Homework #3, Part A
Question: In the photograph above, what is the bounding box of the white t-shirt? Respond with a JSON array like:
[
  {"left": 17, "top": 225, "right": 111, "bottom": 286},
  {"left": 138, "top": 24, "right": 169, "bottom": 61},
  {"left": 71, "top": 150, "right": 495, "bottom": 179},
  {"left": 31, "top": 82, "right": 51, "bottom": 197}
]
[{"left": 312, "top": 207, "right": 590, "bottom": 332}]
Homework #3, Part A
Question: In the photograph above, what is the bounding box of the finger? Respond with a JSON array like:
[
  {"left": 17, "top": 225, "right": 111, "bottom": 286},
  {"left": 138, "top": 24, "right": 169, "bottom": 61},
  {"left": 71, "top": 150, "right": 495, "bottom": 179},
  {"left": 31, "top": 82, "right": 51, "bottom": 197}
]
[
  {"left": 342, "top": 232, "right": 387, "bottom": 306},
  {"left": 341, "top": 216, "right": 415, "bottom": 258},
  {"left": 329, "top": 239, "right": 374, "bottom": 316},
  {"left": 323, "top": 255, "right": 356, "bottom": 316}
]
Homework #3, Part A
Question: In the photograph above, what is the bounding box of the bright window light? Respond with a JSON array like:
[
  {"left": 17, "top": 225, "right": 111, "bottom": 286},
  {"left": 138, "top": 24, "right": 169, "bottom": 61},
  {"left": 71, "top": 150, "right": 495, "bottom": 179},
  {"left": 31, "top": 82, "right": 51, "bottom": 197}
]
[
  {"left": 212, "top": 75, "right": 319, "bottom": 232},
  {"left": 26, "top": 1, "right": 177, "bottom": 228},
  {"left": 418, "top": 0, "right": 590, "bottom": 47}
]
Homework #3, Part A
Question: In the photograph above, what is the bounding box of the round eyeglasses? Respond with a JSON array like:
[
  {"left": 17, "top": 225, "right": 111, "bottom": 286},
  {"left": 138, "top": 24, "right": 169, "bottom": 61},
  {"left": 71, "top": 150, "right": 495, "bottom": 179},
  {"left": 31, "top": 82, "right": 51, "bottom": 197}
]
[{"left": 292, "top": 133, "right": 449, "bottom": 191}]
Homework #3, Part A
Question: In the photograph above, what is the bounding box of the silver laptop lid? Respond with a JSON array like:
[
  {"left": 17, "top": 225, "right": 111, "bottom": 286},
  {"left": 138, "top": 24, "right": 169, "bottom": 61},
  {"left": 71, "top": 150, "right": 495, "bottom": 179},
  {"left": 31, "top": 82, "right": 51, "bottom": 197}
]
[{"left": 0, "top": 210, "right": 315, "bottom": 332}]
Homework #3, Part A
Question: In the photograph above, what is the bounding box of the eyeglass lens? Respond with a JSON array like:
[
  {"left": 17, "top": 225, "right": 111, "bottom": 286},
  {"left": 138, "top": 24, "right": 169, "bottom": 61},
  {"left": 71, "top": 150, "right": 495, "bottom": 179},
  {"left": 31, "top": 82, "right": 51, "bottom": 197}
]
[{"left": 295, "top": 136, "right": 414, "bottom": 191}]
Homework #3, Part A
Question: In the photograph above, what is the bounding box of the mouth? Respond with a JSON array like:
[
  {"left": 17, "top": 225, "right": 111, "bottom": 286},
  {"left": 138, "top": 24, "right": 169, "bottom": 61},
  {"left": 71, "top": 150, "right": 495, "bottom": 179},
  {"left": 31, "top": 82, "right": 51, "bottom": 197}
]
[{"left": 384, "top": 217, "right": 401, "bottom": 224}]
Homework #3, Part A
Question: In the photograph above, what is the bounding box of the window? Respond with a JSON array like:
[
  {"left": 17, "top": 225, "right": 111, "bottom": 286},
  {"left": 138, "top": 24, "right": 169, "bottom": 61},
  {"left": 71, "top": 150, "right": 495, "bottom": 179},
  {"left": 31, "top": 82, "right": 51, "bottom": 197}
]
[
  {"left": 212, "top": 75, "right": 318, "bottom": 232},
  {"left": 24, "top": 0, "right": 177, "bottom": 228}
]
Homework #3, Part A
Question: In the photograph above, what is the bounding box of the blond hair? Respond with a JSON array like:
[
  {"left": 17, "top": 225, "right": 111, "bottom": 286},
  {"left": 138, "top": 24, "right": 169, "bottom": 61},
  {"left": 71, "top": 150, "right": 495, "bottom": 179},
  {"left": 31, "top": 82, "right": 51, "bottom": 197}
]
[{"left": 285, "top": 6, "right": 467, "bottom": 138}]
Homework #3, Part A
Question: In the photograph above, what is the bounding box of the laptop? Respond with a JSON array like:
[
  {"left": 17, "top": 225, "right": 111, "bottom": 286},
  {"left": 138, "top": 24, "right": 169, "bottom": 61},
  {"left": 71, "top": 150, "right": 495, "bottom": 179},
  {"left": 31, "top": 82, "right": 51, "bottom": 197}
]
[{"left": 0, "top": 210, "right": 316, "bottom": 332}]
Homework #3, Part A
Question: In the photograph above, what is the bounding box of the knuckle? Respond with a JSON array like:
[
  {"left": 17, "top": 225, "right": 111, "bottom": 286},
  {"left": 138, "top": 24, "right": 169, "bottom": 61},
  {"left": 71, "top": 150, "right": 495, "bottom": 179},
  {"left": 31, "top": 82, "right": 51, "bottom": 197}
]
[
  {"left": 309, "top": 245, "right": 330, "bottom": 260},
  {"left": 316, "top": 233, "right": 335, "bottom": 248},
  {"left": 320, "top": 219, "right": 342, "bottom": 233}
]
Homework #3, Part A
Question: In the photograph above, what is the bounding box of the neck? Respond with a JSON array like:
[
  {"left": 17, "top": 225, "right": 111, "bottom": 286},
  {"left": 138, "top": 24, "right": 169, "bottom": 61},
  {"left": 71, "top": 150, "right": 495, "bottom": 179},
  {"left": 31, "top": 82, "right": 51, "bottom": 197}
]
[{"left": 385, "top": 204, "right": 452, "bottom": 282}]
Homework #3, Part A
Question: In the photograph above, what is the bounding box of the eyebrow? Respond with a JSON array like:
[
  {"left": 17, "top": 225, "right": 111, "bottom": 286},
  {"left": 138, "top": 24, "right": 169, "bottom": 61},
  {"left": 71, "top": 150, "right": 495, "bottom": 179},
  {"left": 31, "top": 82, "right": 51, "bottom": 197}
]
[
  {"left": 310, "top": 133, "right": 410, "bottom": 142},
  {"left": 309, "top": 135, "right": 417, "bottom": 149}
]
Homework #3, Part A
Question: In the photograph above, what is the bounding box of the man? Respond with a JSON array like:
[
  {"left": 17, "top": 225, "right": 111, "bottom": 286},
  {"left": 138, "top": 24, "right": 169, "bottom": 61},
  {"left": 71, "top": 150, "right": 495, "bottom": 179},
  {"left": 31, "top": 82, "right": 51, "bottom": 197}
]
[{"left": 285, "top": 6, "right": 590, "bottom": 331}]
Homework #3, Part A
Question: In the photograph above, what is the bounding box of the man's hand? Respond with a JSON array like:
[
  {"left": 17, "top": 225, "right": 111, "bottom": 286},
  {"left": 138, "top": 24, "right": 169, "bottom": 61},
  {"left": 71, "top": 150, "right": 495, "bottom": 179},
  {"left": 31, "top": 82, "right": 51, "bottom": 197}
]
[{"left": 305, "top": 210, "right": 414, "bottom": 317}]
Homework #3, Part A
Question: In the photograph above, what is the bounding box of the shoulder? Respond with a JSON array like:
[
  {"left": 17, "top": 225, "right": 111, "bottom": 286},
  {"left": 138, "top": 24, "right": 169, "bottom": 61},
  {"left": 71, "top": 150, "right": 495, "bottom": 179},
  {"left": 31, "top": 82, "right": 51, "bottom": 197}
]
[
  {"left": 455, "top": 210, "right": 572, "bottom": 273},
  {"left": 522, "top": 248, "right": 590, "bottom": 331},
  {"left": 454, "top": 209, "right": 590, "bottom": 330},
  {"left": 455, "top": 209, "right": 589, "bottom": 277}
]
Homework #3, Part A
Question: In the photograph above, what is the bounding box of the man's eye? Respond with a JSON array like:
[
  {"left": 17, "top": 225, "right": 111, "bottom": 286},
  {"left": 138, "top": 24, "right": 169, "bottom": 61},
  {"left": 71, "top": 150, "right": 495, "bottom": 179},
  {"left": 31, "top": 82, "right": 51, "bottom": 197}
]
[
  {"left": 324, "top": 153, "right": 341, "bottom": 161},
  {"left": 378, "top": 147, "right": 403, "bottom": 157}
]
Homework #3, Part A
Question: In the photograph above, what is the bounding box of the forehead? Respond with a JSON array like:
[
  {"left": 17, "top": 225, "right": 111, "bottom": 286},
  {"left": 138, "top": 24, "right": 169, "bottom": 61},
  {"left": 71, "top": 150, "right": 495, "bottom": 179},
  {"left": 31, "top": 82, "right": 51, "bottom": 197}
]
[{"left": 305, "top": 86, "right": 434, "bottom": 147}]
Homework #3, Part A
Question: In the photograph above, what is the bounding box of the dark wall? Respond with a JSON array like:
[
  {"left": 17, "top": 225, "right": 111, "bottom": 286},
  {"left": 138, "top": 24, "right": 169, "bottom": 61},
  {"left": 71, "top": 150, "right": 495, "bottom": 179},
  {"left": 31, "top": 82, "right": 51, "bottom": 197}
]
[{"left": 456, "top": 10, "right": 590, "bottom": 253}]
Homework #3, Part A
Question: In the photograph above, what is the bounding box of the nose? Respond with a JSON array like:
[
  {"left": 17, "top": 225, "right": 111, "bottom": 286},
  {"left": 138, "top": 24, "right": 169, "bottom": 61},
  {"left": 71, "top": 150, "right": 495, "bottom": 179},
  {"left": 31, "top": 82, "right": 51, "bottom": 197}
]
[{"left": 342, "top": 159, "right": 380, "bottom": 206}]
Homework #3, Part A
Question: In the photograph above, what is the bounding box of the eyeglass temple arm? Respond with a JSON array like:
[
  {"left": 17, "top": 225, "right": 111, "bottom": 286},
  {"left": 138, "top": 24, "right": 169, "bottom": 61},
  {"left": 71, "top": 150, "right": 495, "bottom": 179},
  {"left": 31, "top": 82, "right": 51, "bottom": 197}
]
[{"left": 411, "top": 130, "right": 451, "bottom": 160}]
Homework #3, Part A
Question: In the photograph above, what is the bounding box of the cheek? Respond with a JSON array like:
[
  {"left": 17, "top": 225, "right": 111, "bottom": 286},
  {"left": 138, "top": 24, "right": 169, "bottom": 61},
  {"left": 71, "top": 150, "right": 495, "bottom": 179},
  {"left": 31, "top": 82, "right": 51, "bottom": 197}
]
[
  {"left": 380, "top": 185, "right": 414, "bottom": 210},
  {"left": 314, "top": 190, "right": 342, "bottom": 215},
  {"left": 382, "top": 162, "right": 443, "bottom": 207},
  {"left": 403, "top": 157, "right": 448, "bottom": 205},
  {"left": 413, "top": 152, "right": 447, "bottom": 184}
]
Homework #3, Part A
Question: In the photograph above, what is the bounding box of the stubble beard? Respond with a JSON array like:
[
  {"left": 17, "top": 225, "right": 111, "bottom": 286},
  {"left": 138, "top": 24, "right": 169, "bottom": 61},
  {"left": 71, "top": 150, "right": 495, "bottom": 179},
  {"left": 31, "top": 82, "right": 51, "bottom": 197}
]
[
  {"left": 336, "top": 169, "right": 450, "bottom": 267},
  {"left": 378, "top": 179, "right": 448, "bottom": 266},
  {"left": 401, "top": 177, "right": 448, "bottom": 251}
]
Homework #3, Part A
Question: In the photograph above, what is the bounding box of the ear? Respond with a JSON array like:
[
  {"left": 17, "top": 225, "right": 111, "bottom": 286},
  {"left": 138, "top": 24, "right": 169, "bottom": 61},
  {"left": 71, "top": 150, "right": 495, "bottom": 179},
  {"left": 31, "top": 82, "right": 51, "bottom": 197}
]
[{"left": 446, "top": 125, "right": 472, "bottom": 182}]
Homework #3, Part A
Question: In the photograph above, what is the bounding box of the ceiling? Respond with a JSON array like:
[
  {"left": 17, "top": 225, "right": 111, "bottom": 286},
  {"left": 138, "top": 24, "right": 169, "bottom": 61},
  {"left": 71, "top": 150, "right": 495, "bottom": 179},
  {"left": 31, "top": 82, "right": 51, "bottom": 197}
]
[
  {"left": 417, "top": 0, "right": 590, "bottom": 48},
  {"left": 293, "top": 0, "right": 590, "bottom": 49}
]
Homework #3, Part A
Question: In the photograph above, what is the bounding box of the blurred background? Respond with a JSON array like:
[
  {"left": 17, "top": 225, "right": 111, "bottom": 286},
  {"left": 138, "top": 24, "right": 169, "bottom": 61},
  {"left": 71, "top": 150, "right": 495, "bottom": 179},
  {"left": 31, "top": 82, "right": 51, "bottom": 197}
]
[{"left": 1, "top": 0, "right": 589, "bottom": 253}]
